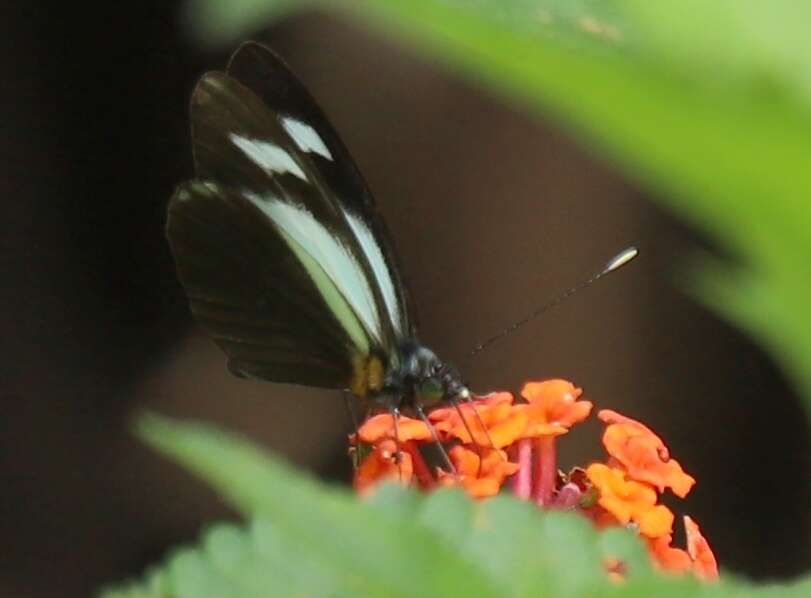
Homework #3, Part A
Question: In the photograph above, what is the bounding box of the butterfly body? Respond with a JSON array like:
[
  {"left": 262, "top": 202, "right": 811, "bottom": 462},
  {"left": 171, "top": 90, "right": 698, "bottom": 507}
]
[{"left": 167, "top": 42, "right": 468, "bottom": 413}]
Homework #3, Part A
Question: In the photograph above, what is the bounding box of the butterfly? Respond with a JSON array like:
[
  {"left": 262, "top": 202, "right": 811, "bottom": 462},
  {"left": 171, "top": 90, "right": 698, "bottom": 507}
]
[{"left": 167, "top": 42, "right": 470, "bottom": 426}]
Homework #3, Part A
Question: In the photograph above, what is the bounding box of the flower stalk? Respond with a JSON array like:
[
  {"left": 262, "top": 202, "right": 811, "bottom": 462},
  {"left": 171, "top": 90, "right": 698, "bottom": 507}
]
[{"left": 533, "top": 435, "right": 556, "bottom": 506}]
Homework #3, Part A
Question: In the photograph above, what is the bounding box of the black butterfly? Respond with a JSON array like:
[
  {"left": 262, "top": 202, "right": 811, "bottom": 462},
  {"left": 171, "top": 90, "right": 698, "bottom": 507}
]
[{"left": 167, "top": 42, "right": 470, "bottom": 420}]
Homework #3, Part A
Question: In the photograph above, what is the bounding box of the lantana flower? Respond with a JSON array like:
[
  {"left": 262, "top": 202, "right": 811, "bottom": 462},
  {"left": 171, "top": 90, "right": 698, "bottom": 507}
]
[
  {"left": 350, "top": 379, "right": 718, "bottom": 581},
  {"left": 429, "top": 391, "right": 524, "bottom": 448},
  {"left": 598, "top": 409, "right": 695, "bottom": 497},
  {"left": 437, "top": 445, "right": 520, "bottom": 497},
  {"left": 648, "top": 516, "right": 718, "bottom": 580}
]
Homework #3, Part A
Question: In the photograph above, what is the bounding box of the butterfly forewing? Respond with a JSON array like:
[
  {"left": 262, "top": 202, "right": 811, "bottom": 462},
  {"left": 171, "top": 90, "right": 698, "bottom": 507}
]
[
  {"left": 225, "top": 43, "right": 414, "bottom": 340},
  {"left": 168, "top": 43, "right": 414, "bottom": 391}
]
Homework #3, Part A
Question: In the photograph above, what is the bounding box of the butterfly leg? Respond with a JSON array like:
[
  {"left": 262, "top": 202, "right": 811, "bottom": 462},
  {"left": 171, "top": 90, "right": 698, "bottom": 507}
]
[
  {"left": 459, "top": 395, "right": 501, "bottom": 456},
  {"left": 451, "top": 395, "right": 504, "bottom": 478},
  {"left": 415, "top": 404, "right": 457, "bottom": 476},
  {"left": 391, "top": 406, "right": 404, "bottom": 482},
  {"left": 343, "top": 390, "right": 363, "bottom": 471},
  {"left": 449, "top": 398, "right": 486, "bottom": 476}
]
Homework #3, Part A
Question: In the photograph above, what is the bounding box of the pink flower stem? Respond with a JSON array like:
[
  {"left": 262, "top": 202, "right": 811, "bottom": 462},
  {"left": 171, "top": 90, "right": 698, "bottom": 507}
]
[
  {"left": 533, "top": 436, "right": 557, "bottom": 506},
  {"left": 510, "top": 438, "right": 533, "bottom": 499}
]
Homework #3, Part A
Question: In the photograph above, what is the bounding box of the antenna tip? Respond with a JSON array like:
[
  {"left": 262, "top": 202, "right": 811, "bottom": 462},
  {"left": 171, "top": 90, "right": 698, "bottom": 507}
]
[{"left": 603, "top": 246, "right": 639, "bottom": 273}]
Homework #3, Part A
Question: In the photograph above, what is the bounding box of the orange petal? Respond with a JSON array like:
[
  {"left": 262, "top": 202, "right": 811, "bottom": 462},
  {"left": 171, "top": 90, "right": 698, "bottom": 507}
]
[
  {"left": 356, "top": 413, "right": 433, "bottom": 444},
  {"left": 448, "top": 445, "right": 516, "bottom": 479},
  {"left": 515, "top": 404, "right": 570, "bottom": 437},
  {"left": 648, "top": 535, "right": 692, "bottom": 574},
  {"left": 430, "top": 391, "right": 513, "bottom": 423},
  {"left": 637, "top": 504, "right": 675, "bottom": 539},
  {"left": 648, "top": 518, "right": 719, "bottom": 581},
  {"left": 556, "top": 399, "right": 594, "bottom": 427},
  {"left": 430, "top": 416, "right": 475, "bottom": 444},
  {"left": 685, "top": 516, "right": 719, "bottom": 581},
  {"left": 439, "top": 445, "right": 519, "bottom": 498},
  {"left": 480, "top": 448, "right": 521, "bottom": 481},
  {"left": 522, "top": 379, "right": 581, "bottom": 405},
  {"left": 449, "top": 445, "right": 480, "bottom": 477},
  {"left": 461, "top": 477, "right": 502, "bottom": 498},
  {"left": 485, "top": 407, "right": 529, "bottom": 447},
  {"left": 470, "top": 391, "right": 515, "bottom": 406},
  {"left": 519, "top": 380, "right": 592, "bottom": 434},
  {"left": 353, "top": 439, "right": 414, "bottom": 495},
  {"left": 438, "top": 470, "right": 502, "bottom": 498},
  {"left": 586, "top": 463, "right": 673, "bottom": 538},
  {"left": 599, "top": 409, "right": 695, "bottom": 497},
  {"left": 599, "top": 409, "right": 659, "bottom": 438},
  {"left": 430, "top": 393, "right": 519, "bottom": 447}
]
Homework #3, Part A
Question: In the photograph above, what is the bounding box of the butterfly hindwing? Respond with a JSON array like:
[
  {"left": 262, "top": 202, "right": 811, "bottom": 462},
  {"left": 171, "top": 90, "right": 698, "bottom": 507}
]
[{"left": 168, "top": 180, "right": 363, "bottom": 387}]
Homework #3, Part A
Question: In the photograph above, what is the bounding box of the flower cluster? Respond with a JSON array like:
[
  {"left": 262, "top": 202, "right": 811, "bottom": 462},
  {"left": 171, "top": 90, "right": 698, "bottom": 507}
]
[{"left": 351, "top": 379, "right": 718, "bottom": 581}]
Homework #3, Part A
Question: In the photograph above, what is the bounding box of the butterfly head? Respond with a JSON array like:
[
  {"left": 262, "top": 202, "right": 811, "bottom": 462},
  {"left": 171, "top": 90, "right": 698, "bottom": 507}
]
[{"left": 386, "top": 341, "right": 469, "bottom": 408}]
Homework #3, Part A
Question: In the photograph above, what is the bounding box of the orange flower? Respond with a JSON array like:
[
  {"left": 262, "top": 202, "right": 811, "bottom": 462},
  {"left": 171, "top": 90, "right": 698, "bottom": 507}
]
[
  {"left": 685, "top": 516, "right": 719, "bottom": 581},
  {"left": 356, "top": 413, "right": 433, "bottom": 444},
  {"left": 352, "top": 415, "right": 435, "bottom": 493},
  {"left": 598, "top": 410, "right": 695, "bottom": 497},
  {"left": 438, "top": 445, "right": 520, "bottom": 498},
  {"left": 353, "top": 439, "right": 413, "bottom": 495},
  {"left": 517, "top": 380, "right": 592, "bottom": 437},
  {"left": 648, "top": 516, "right": 718, "bottom": 581},
  {"left": 585, "top": 463, "right": 674, "bottom": 538},
  {"left": 348, "top": 379, "right": 718, "bottom": 582},
  {"left": 429, "top": 392, "right": 525, "bottom": 448}
]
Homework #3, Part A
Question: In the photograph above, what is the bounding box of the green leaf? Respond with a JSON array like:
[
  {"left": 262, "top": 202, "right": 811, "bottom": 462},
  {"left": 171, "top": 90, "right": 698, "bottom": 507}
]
[
  {"left": 185, "top": 0, "right": 811, "bottom": 416},
  {"left": 597, "top": 527, "right": 652, "bottom": 579},
  {"left": 135, "top": 412, "right": 500, "bottom": 596},
  {"left": 182, "top": 0, "right": 305, "bottom": 45},
  {"left": 104, "top": 414, "right": 811, "bottom": 597},
  {"left": 346, "top": 0, "right": 811, "bottom": 412}
]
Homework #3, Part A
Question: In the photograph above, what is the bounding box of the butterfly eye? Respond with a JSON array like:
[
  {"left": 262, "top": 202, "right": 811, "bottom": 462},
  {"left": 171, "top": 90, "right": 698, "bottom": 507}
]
[{"left": 418, "top": 378, "right": 444, "bottom": 405}]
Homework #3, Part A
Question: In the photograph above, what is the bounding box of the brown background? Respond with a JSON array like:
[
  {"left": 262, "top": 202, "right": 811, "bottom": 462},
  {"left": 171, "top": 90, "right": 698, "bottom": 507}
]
[{"left": 2, "top": 4, "right": 809, "bottom": 596}]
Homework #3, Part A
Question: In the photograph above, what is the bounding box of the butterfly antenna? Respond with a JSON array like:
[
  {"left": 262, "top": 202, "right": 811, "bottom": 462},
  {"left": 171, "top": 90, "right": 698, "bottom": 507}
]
[
  {"left": 415, "top": 406, "right": 457, "bottom": 476},
  {"left": 467, "top": 246, "right": 639, "bottom": 359}
]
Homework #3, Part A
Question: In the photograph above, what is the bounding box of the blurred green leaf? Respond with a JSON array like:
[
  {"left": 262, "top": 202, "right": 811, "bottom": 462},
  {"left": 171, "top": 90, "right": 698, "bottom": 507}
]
[
  {"left": 101, "top": 414, "right": 811, "bottom": 596},
  {"left": 187, "top": 0, "right": 811, "bottom": 414},
  {"left": 135, "top": 413, "right": 500, "bottom": 597},
  {"left": 182, "top": 0, "right": 305, "bottom": 45}
]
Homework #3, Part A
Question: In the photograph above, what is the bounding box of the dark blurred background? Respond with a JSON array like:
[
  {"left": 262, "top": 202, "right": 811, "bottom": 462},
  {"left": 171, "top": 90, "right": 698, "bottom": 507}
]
[{"left": 2, "top": 3, "right": 809, "bottom": 596}]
